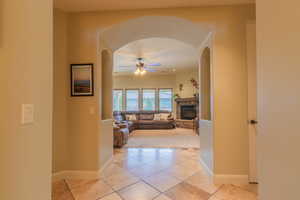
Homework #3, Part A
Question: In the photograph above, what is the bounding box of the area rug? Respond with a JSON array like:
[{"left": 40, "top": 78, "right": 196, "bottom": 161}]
[{"left": 124, "top": 128, "right": 200, "bottom": 148}]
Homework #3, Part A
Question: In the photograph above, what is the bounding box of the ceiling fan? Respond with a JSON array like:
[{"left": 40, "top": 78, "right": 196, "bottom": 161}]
[{"left": 118, "top": 57, "right": 161, "bottom": 75}]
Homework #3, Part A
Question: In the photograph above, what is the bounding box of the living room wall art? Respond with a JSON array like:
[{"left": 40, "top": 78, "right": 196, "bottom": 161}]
[{"left": 70, "top": 63, "right": 94, "bottom": 96}]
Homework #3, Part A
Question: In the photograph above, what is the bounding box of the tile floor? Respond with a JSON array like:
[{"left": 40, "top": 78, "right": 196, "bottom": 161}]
[{"left": 52, "top": 148, "right": 258, "bottom": 200}]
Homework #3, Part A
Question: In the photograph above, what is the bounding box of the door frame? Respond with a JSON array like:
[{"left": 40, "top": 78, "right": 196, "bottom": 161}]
[{"left": 246, "top": 21, "right": 258, "bottom": 183}]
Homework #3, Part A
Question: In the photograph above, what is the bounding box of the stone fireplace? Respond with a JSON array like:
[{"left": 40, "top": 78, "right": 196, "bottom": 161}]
[{"left": 175, "top": 97, "right": 199, "bottom": 120}]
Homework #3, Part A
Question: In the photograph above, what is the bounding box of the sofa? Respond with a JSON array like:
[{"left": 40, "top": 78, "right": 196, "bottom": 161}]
[
  {"left": 113, "top": 111, "right": 175, "bottom": 132},
  {"left": 113, "top": 123, "right": 129, "bottom": 148}
]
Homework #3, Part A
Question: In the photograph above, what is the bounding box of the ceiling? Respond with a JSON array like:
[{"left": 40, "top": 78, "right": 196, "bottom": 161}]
[
  {"left": 54, "top": 0, "right": 255, "bottom": 12},
  {"left": 113, "top": 38, "right": 199, "bottom": 76}
]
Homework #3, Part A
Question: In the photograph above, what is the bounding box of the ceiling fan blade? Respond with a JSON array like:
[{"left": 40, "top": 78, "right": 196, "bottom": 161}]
[
  {"left": 148, "top": 63, "right": 161, "bottom": 67},
  {"left": 145, "top": 68, "right": 157, "bottom": 72}
]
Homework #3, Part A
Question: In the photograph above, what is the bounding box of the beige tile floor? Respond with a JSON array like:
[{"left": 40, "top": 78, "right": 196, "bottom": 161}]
[{"left": 52, "top": 148, "right": 258, "bottom": 200}]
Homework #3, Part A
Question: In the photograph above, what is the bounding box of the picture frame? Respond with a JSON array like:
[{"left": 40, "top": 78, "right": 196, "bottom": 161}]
[{"left": 70, "top": 63, "right": 94, "bottom": 96}]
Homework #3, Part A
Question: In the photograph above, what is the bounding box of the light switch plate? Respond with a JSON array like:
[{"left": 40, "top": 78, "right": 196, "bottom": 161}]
[{"left": 21, "top": 104, "right": 34, "bottom": 124}]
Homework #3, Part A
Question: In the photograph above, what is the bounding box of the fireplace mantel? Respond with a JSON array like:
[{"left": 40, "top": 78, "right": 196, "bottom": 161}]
[{"left": 175, "top": 97, "right": 198, "bottom": 103}]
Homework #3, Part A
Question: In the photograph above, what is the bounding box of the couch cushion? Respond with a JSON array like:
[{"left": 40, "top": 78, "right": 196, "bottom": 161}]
[
  {"left": 160, "top": 113, "right": 170, "bottom": 120},
  {"left": 138, "top": 120, "right": 155, "bottom": 125},
  {"left": 126, "top": 114, "right": 137, "bottom": 121},
  {"left": 153, "top": 114, "right": 161, "bottom": 120},
  {"left": 139, "top": 114, "right": 154, "bottom": 120},
  {"left": 153, "top": 120, "right": 173, "bottom": 125}
]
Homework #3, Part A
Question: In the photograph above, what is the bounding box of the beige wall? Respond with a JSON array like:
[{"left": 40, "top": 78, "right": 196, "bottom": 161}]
[
  {"left": 0, "top": 0, "right": 53, "bottom": 199},
  {"left": 53, "top": 5, "right": 255, "bottom": 175},
  {"left": 257, "top": 0, "right": 300, "bottom": 199},
  {"left": 174, "top": 69, "right": 199, "bottom": 98},
  {"left": 114, "top": 74, "right": 176, "bottom": 89},
  {"left": 53, "top": 9, "right": 69, "bottom": 173}
]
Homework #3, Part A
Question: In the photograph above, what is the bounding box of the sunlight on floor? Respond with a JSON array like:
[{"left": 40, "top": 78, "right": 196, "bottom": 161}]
[{"left": 125, "top": 128, "right": 200, "bottom": 148}]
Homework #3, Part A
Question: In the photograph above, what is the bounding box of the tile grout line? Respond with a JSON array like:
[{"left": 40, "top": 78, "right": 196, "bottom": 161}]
[
  {"left": 233, "top": 184, "right": 259, "bottom": 195},
  {"left": 63, "top": 179, "right": 76, "bottom": 200},
  {"left": 139, "top": 180, "right": 164, "bottom": 200},
  {"left": 207, "top": 184, "right": 225, "bottom": 199}
]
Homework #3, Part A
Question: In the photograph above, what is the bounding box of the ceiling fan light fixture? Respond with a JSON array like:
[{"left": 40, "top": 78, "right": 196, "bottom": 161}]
[
  {"left": 134, "top": 68, "right": 140, "bottom": 75},
  {"left": 141, "top": 69, "right": 146, "bottom": 75}
]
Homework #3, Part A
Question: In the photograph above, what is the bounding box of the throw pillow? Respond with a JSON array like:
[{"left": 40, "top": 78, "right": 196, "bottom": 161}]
[
  {"left": 153, "top": 114, "right": 161, "bottom": 120},
  {"left": 128, "top": 114, "right": 137, "bottom": 121},
  {"left": 140, "top": 114, "right": 154, "bottom": 120},
  {"left": 160, "top": 113, "right": 169, "bottom": 120}
]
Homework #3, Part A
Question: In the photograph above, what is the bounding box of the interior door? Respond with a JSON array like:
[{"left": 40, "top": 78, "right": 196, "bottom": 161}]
[{"left": 246, "top": 22, "right": 258, "bottom": 183}]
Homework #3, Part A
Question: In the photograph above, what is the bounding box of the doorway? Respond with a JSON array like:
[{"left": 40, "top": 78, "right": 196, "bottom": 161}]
[
  {"left": 111, "top": 37, "right": 201, "bottom": 149},
  {"left": 97, "top": 16, "right": 214, "bottom": 164}
]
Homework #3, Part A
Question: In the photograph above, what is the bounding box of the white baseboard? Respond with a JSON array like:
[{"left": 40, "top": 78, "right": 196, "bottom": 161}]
[
  {"left": 52, "top": 170, "right": 101, "bottom": 182},
  {"left": 52, "top": 156, "right": 113, "bottom": 182},
  {"left": 213, "top": 174, "right": 249, "bottom": 184},
  {"left": 199, "top": 158, "right": 248, "bottom": 185}
]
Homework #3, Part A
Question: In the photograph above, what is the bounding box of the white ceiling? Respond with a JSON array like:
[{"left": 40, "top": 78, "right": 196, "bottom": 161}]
[
  {"left": 54, "top": 0, "right": 255, "bottom": 12},
  {"left": 113, "top": 37, "right": 199, "bottom": 76}
]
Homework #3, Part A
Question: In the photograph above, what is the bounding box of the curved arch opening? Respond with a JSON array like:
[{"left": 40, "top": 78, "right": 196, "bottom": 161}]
[{"left": 99, "top": 16, "right": 212, "bottom": 52}]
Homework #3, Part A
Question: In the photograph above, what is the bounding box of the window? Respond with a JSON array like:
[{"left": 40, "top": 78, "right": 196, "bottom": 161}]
[
  {"left": 142, "top": 89, "right": 156, "bottom": 111},
  {"left": 159, "top": 89, "right": 173, "bottom": 111},
  {"left": 114, "top": 88, "right": 173, "bottom": 112},
  {"left": 126, "top": 89, "right": 139, "bottom": 111},
  {"left": 113, "top": 90, "right": 123, "bottom": 111}
]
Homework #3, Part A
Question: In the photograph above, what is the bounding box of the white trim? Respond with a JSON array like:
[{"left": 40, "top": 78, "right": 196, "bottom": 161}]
[
  {"left": 199, "top": 159, "right": 248, "bottom": 185},
  {"left": 213, "top": 174, "right": 249, "bottom": 185},
  {"left": 52, "top": 170, "right": 100, "bottom": 182},
  {"left": 52, "top": 156, "right": 113, "bottom": 182},
  {"left": 199, "top": 158, "right": 213, "bottom": 178},
  {"left": 52, "top": 171, "right": 68, "bottom": 182}
]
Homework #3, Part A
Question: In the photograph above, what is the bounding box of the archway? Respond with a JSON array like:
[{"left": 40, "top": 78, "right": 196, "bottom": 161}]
[{"left": 97, "top": 16, "right": 215, "bottom": 173}]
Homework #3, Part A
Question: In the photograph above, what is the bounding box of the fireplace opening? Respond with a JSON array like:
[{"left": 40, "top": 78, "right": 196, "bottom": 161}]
[{"left": 181, "top": 105, "right": 196, "bottom": 120}]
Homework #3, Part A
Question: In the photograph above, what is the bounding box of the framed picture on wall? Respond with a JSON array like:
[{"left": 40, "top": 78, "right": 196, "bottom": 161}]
[{"left": 70, "top": 63, "right": 94, "bottom": 96}]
